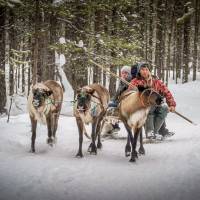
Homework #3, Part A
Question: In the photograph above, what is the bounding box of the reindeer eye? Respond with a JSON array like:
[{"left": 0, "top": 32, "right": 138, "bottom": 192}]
[{"left": 86, "top": 94, "right": 90, "bottom": 99}]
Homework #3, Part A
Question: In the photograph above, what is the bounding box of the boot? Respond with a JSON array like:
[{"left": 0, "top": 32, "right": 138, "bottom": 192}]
[
  {"left": 112, "top": 123, "right": 120, "bottom": 133},
  {"left": 158, "top": 121, "right": 175, "bottom": 137}
]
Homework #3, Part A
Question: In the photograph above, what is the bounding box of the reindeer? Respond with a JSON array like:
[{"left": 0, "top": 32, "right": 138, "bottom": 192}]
[
  {"left": 74, "top": 83, "right": 110, "bottom": 157},
  {"left": 27, "top": 80, "right": 63, "bottom": 152},
  {"left": 119, "top": 86, "right": 163, "bottom": 162}
]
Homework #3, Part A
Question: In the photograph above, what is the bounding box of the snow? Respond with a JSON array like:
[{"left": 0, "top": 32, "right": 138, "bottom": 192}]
[
  {"left": 0, "top": 81, "right": 200, "bottom": 200},
  {"left": 5, "top": 94, "right": 27, "bottom": 116},
  {"left": 55, "top": 37, "right": 74, "bottom": 116},
  {"left": 77, "top": 40, "right": 84, "bottom": 48}
]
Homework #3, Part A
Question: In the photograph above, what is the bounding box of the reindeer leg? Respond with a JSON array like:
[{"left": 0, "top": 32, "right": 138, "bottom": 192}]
[
  {"left": 130, "top": 128, "right": 140, "bottom": 162},
  {"left": 88, "top": 118, "right": 98, "bottom": 155},
  {"left": 96, "top": 115, "right": 104, "bottom": 149},
  {"left": 123, "top": 122, "right": 132, "bottom": 157},
  {"left": 76, "top": 117, "right": 84, "bottom": 157},
  {"left": 30, "top": 116, "right": 37, "bottom": 153},
  {"left": 125, "top": 134, "right": 131, "bottom": 157},
  {"left": 46, "top": 115, "right": 53, "bottom": 146},
  {"left": 138, "top": 127, "right": 145, "bottom": 155},
  {"left": 52, "top": 113, "right": 59, "bottom": 144}
]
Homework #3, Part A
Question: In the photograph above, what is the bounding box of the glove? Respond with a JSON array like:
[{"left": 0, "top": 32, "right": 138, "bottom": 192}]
[{"left": 168, "top": 106, "right": 175, "bottom": 112}]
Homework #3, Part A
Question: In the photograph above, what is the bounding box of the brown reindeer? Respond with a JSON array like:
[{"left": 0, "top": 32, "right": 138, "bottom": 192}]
[
  {"left": 74, "top": 83, "right": 110, "bottom": 157},
  {"left": 27, "top": 80, "right": 63, "bottom": 152},
  {"left": 119, "top": 86, "right": 163, "bottom": 162}
]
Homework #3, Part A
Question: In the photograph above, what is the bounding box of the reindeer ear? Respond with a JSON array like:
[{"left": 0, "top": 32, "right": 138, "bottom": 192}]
[
  {"left": 46, "top": 90, "right": 53, "bottom": 96},
  {"left": 87, "top": 88, "right": 95, "bottom": 94},
  {"left": 137, "top": 85, "right": 147, "bottom": 92},
  {"left": 76, "top": 88, "right": 82, "bottom": 95}
]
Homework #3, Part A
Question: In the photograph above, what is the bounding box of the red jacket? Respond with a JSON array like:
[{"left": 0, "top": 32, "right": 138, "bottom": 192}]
[{"left": 128, "top": 76, "right": 176, "bottom": 107}]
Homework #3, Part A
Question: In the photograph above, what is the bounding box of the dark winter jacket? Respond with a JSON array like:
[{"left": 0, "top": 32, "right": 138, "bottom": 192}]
[
  {"left": 111, "top": 64, "right": 138, "bottom": 103},
  {"left": 112, "top": 81, "right": 128, "bottom": 102}
]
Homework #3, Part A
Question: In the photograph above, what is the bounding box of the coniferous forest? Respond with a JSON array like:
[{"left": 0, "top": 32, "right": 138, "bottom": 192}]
[{"left": 0, "top": 0, "right": 200, "bottom": 113}]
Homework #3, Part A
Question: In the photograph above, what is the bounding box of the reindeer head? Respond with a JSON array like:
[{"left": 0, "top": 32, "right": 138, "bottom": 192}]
[
  {"left": 32, "top": 83, "right": 53, "bottom": 109},
  {"left": 138, "top": 86, "right": 163, "bottom": 107},
  {"left": 76, "top": 87, "right": 94, "bottom": 113}
]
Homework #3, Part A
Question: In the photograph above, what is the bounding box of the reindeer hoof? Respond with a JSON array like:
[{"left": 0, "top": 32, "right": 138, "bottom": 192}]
[
  {"left": 47, "top": 138, "right": 53, "bottom": 146},
  {"left": 76, "top": 152, "right": 83, "bottom": 158},
  {"left": 90, "top": 148, "right": 97, "bottom": 155},
  {"left": 90, "top": 146, "right": 97, "bottom": 155},
  {"left": 129, "top": 157, "right": 136, "bottom": 162},
  {"left": 87, "top": 145, "right": 92, "bottom": 152},
  {"left": 125, "top": 145, "right": 131, "bottom": 157},
  {"left": 139, "top": 147, "right": 145, "bottom": 155},
  {"left": 30, "top": 149, "right": 35, "bottom": 153},
  {"left": 88, "top": 143, "right": 97, "bottom": 154},
  {"left": 125, "top": 152, "right": 130, "bottom": 157},
  {"left": 97, "top": 142, "right": 102, "bottom": 149},
  {"left": 53, "top": 137, "right": 57, "bottom": 144}
]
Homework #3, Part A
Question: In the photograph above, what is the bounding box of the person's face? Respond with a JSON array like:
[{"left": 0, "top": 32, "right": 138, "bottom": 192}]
[
  {"left": 140, "top": 67, "right": 150, "bottom": 79},
  {"left": 121, "top": 71, "right": 129, "bottom": 79}
]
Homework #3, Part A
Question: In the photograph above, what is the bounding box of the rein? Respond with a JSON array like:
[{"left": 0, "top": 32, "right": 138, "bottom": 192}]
[{"left": 76, "top": 92, "right": 106, "bottom": 114}]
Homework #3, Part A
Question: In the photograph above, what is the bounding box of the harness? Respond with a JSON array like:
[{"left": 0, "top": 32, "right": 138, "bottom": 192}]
[
  {"left": 139, "top": 88, "right": 162, "bottom": 107},
  {"left": 75, "top": 91, "right": 106, "bottom": 116},
  {"left": 43, "top": 97, "right": 62, "bottom": 115}
]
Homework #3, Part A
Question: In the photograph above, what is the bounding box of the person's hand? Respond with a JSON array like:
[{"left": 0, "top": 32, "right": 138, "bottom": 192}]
[{"left": 168, "top": 106, "right": 175, "bottom": 112}]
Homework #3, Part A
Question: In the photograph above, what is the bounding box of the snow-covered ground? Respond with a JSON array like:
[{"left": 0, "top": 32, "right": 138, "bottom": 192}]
[{"left": 0, "top": 81, "right": 200, "bottom": 200}]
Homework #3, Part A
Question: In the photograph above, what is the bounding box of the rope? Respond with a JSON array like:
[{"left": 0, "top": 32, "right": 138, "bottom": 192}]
[{"left": 89, "top": 59, "right": 137, "bottom": 90}]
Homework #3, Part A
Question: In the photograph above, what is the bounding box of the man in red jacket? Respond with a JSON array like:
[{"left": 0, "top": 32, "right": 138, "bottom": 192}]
[{"left": 128, "top": 62, "right": 176, "bottom": 140}]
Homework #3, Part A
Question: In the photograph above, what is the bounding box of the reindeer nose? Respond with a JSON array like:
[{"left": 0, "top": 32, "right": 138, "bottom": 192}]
[
  {"left": 78, "top": 106, "right": 85, "bottom": 112},
  {"left": 156, "top": 97, "right": 163, "bottom": 105},
  {"left": 33, "top": 99, "right": 40, "bottom": 107}
]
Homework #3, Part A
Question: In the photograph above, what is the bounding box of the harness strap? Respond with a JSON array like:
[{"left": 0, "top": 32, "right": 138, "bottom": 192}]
[
  {"left": 138, "top": 92, "right": 146, "bottom": 107},
  {"left": 119, "top": 90, "right": 137, "bottom": 102}
]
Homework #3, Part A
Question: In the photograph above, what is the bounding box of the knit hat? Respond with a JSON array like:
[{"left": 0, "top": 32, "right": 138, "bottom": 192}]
[
  {"left": 137, "top": 62, "right": 150, "bottom": 77},
  {"left": 121, "top": 65, "right": 131, "bottom": 75},
  {"left": 121, "top": 65, "right": 132, "bottom": 81}
]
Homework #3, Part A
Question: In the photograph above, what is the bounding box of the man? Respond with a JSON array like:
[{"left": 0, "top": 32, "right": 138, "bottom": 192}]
[{"left": 128, "top": 62, "right": 176, "bottom": 140}]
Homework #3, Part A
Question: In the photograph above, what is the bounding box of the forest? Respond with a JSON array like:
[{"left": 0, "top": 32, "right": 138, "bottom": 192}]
[{"left": 0, "top": 0, "right": 200, "bottom": 113}]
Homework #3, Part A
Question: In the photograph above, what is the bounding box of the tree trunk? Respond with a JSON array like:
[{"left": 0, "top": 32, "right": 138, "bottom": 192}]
[
  {"left": 109, "top": 6, "right": 118, "bottom": 97},
  {"left": 0, "top": 7, "right": 6, "bottom": 113},
  {"left": 182, "top": 2, "right": 190, "bottom": 83},
  {"left": 193, "top": 0, "right": 199, "bottom": 81},
  {"left": 155, "top": 0, "right": 163, "bottom": 79},
  {"left": 32, "top": 0, "right": 40, "bottom": 84},
  {"left": 151, "top": 0, "right": 158, "bottom": 74}
]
